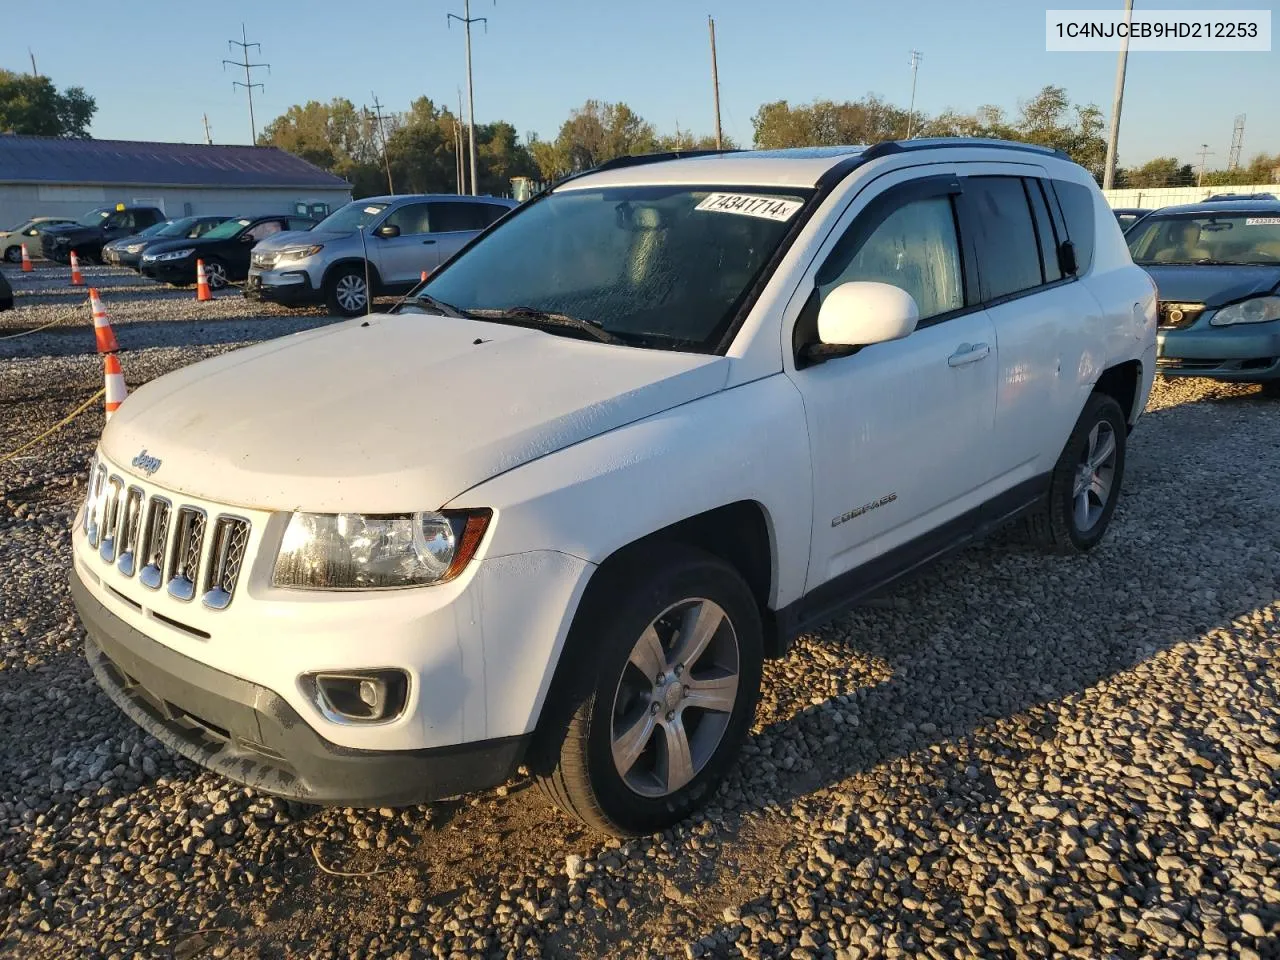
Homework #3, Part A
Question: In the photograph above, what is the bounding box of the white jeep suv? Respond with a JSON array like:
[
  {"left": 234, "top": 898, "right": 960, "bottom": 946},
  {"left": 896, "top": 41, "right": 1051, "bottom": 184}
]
[{"left": 72, "top": 140, "right": 1157, "bottom": 836}]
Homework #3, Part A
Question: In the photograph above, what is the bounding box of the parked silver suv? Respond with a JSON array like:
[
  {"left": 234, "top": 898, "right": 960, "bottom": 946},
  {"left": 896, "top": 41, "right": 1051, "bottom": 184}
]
[{"left": 245, "top": 194, "right": 517, "bottom": 316}]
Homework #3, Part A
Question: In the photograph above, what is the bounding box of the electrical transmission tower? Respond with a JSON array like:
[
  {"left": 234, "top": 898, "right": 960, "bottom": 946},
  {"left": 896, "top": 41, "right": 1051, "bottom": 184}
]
[
  {"left": 448, "top": 0, "right": 492, "bottom": 196},
  {"left": 906, "top": 50, "right": 923, "bottom": 139},
  {"left": 1227, "top": 115, "right": 1246, "bottom": 171},
  {"left": 223, "top": 24, "right": 270, "bottom": 144}
]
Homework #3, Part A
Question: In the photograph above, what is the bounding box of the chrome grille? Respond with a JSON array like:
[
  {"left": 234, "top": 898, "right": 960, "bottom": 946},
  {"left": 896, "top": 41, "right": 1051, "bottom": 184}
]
[
  {"left": 202, "top": 517, "right": 251, "bottom": 609},
  {"left": 82, "top": 459, "right": 253, "bottom": 611},
  {"left": 139, "top": 498, "right": 172, "bottom": 590},
  {"left": 167, "top": 508, "right": 207, "bottom": 602},
  {"left": 117, "top": 488, "right": 145, "bottom": 577}
]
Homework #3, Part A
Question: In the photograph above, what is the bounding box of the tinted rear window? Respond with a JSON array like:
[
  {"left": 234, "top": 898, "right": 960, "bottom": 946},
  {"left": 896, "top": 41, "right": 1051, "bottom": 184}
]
[
  {"left": 1053, "top": 180, "right": 1097, "bottom": 274},
  {"left": 967, "top": 177, "right": 1043, "bottom": 300}
]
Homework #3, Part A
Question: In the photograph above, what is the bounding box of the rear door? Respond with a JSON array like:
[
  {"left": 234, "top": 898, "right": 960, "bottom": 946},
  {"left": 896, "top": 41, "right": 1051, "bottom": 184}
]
[
  {"left": 963, "top": 174, "right": 1098, "bottom": 485},
  {"left": 426, "top": 201, "right": 493, "bottom": 266},
  {"left": 372, "top": 202, "right": 435, "bottom": 286}
]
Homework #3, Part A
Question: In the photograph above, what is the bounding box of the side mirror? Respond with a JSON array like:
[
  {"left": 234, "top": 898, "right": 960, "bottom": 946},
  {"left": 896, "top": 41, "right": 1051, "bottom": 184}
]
[
  {"left": 240, "top": 233, "right": 256, "bottom": 243},
  {"left": 375, "top": 224, "right": 401, "bottom": 239},
  {"left": 808, "top": 281, "right": 919, "bottom": 365}
]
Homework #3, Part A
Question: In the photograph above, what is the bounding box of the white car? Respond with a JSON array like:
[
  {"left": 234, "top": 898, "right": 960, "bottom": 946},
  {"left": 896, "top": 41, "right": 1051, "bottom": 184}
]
[{"left": 72, "top": 139, "right": 1157, "bottom": 836}]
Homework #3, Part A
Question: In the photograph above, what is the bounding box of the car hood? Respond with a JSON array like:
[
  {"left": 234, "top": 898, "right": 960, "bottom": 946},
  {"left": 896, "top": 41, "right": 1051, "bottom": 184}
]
[
  {"left": 42, "top": 225, "right": 99, "bottom": 243},
  {"left": 254, "top": 229, "right": 347, "bottom": 251},
  {"left": 100, "top": 313, "right": 729, "bottom": 512},
  {"left": 1143, "top": 264, "right": 1280, "bottom": 307}
]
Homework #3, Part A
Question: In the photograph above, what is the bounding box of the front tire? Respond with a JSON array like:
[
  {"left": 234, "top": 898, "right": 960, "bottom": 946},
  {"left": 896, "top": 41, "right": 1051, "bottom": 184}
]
[
  {"left": 532, "top": 545, "right": 763, "bottom": 836},
  {"left": 325, "top": 265, "right": 371, "bottom": 317},
  {"left": 202, "top": 258, "right": 229, "bottom": 290},
  {"left": 1023, "top": 393, "right": 1127, "bottom": 553},
  {"left": 2, "top": 246, "right": 19, "bottom": 264}
]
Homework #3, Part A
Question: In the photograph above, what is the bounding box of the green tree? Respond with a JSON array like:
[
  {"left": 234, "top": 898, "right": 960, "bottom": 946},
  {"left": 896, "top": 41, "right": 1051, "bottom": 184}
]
[
  {"left": 751, "top": 96, "right": 911, "bottom": 149},
  {"left": 1122, "top": 157, "right": 1193, "bottom": 188},
  {"left": 0, "top": 69, "right": 95, "bottom": 137},
  {"left": 531, "top": 100, "right": 658, "bottom": 179}
]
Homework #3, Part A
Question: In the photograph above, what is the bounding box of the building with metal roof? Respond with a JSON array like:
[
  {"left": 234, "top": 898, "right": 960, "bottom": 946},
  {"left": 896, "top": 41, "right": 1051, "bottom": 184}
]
[{"left": 0, "top": 135, "right": 352, "bottom": 228}]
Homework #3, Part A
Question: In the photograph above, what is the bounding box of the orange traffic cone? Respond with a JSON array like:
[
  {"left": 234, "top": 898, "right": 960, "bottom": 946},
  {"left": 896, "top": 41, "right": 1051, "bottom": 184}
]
[
  {"left": 103, "top": 354, "right": 127, "bottom": 420},
  {"left": 20, "top": 243, "right": 33, "bottom": 272},
  {"left": 89, "top": 288, "right": 120, "bottom": 354},
  {"left": 70, "top": 250, "right": 85, "bottom": 287},
  {"left": 195, "top": 259, "right": 212, "bottom": 301}
]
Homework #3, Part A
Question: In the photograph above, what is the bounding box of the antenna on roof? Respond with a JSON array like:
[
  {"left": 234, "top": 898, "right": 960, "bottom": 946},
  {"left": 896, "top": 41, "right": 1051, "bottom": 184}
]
[{"left": 222, "top": 23, "right": 270, "bottom": 145}]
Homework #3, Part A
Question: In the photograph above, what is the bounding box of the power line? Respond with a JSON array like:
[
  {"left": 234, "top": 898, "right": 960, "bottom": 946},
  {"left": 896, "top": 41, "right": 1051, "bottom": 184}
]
[
  {"left": 906, "top": 50, "right": 923, "bottom": 139},
  {"left": 1102, "top": 0, "right": 1134, "bottom": 190},
  {"left": 222, "top": 23, "right": 270, "bottom": 145},
  {"left": 1227, "top": 114, "right": 1246, "bottom": 171},
  {"left": 448, "top": 0, "right": 491, "bottom": 196},
  {"left": 369, "top": 93, "right": 396, "bottom": 195},
  {"left": 1196, "top": 143, "right": 1215, "bottom": 187},
  {"left": 708, "top": 16, "right": 723, "bottom": 151}
]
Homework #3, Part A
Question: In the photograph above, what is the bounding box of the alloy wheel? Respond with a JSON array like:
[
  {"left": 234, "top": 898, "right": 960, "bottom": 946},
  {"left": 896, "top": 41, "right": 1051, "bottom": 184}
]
[
  {"left": 336, "top": 274, "right": 368, "bottom": 312},
  {"left": 1072, "top": 420, "right": 1117, "bottom": 532},
  {"left": 204, "top": 262, "right": 228, "bottom": 290},
  {"left": 610, "top": 598, "right": 740, "bottom": 798}
]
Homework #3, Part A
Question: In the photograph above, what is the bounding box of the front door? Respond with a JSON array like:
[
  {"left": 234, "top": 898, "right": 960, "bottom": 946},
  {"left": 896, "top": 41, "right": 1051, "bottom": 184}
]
[
  {"left": 790, "top": 174, "right": 999, "bottom": 592},
  {"left": 373, "top": 202, "right": 437, "bottom": 287}
]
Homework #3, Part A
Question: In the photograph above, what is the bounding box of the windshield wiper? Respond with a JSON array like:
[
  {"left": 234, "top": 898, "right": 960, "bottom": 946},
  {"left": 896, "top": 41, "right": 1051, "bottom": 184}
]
[
  {"left": 469, "top": 306, "right": 625, "bottom": 345},
  {"left": 389, "top": 290, "right": 471, "bottom": 319}
]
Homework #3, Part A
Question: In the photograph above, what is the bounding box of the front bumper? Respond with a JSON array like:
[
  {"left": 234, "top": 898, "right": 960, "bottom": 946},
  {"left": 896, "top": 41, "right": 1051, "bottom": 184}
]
[
  {"left": 1157, "top": 319, "right": 1280, "bottom": 381},
  {"left": 74, "top": 573, "right": 528, "bottom": 805},
  {"left": 140, "top": 258, "right": 196, "bottom": 284},
  {"left": 244, "top": 267, "right": 320, "bottom": 305}
]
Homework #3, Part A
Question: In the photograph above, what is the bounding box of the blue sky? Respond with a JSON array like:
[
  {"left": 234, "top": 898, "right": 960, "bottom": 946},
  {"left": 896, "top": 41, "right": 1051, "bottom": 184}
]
[{"left": 3, "top": 0, "right": 1276, "bottom": 168}]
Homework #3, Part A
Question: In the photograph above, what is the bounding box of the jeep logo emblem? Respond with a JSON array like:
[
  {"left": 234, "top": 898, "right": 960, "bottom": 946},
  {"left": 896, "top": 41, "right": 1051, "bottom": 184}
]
[{"left": 131, "top": 450, "right": 162, "bottom": 476}]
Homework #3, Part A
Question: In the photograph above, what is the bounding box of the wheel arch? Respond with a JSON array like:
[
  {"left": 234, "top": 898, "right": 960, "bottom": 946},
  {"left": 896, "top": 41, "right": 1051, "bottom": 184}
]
[
  {"left": 322, "top": 258, "right": 382, "bottom": 293},
  {"left": 1093, "top": 358, "right": 1143, "bottom": 426}
]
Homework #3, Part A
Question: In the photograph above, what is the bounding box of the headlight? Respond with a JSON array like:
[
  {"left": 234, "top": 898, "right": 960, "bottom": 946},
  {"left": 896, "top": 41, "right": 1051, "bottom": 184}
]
[
  {"left": 153, "top": 248, "right": 195, "bottom": 262},
  {"left": 1210, "top": 296, "right": 1280, "bottom": 326},
  {"left": 277, "top": 244, "right": 323, "bottom": 263},
  {"left": 126, "top": 243, "right": 144, "bottom": 253},
  {"left": 272, "top": 509, "right": 491, "bottom": 590}
]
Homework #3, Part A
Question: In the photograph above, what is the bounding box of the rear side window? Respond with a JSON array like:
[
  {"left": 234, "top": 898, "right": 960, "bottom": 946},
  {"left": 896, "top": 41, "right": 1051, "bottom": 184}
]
[
  {"left": 430, "top": 202, "right": 493, "bottom": 233},
  {"left": 481, "top": 203, "right": 511, "bottom": 226},
  {"left": 287, "top": 218, "right": 315, "bottom": 232},
  {"left": 966, "top": 177, "right": 1042, "bottom": 300},
  {"left": 1052, "top": 180, "right": 1097, "bottom": 274},
  {"left": 1026, "top": 180, "right": 1062, "bottom": 283}
]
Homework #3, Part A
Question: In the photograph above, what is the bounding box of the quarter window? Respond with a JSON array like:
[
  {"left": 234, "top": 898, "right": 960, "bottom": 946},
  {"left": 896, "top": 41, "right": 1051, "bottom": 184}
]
[
  {"left": 966, "top": 177, "right": 1043, "bottom": 300},
  {"left": 818, "top": 195, "right": 965, "bottom": 321},
  {"left": 1052, "top": 180, "right": 1097, "bottom": 274}
]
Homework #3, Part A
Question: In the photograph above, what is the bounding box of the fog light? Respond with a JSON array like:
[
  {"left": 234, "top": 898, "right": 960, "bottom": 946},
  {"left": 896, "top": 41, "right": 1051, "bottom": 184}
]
[{"left": 304, "top": 670, "right": 408, "bottom": 723}]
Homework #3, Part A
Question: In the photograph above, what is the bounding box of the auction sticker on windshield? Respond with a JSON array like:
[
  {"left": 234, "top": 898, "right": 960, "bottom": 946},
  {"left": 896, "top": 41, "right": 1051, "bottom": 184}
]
[{"left": 695, "top": 193, "right": 803, "bottom": 221}]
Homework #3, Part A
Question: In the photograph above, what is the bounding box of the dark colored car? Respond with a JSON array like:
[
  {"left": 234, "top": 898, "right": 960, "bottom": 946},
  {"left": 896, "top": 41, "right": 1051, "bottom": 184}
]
[
  {"left": 1128, "top": 197, "right": 1280, "bottom": 395},
  {"left": 41, "top": 206, "right": 167, "bottom": 264},
  {"left": 0, "top": 268, "right": 12, "bottom": 311},
  {"left": 139, "top": 214, "right": 318, "bottom": 288},
  {"left": 103, "top": 216, "right": 231, "bottom": 269},
  {"left": 1112, "top": 208, "right": 1152, "bottom": 232},
  {"left": 1, "top": 217, "right": 78, "bottom": 262}
]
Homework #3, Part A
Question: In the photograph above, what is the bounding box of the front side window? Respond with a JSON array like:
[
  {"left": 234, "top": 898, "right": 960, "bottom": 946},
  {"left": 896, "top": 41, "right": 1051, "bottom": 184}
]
[
  {"left": 419, "top": 185, "right": 811, "bottom": 350},
  {"left": 817, "top": 195, "right": 965, "bottom": 321},
  {"left": 1126, "top": 212, "right": 1280, "bottom": 265},
  {"left": 967, "top": 177, "right": 1043, "bottom": 300},
  {"left": 382, "top": 202, "right": 432, "bottom": 236},
  {"left": 246, "top": 220, "right": 284, "bottom": 242}
]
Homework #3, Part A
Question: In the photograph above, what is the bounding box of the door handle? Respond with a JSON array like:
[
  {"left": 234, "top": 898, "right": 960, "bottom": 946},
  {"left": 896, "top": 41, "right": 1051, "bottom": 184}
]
[
  {"left": 422, "top": 239, "right": 436, "bottom": 245},
  {"left": 947, "top": 342, "right": 991, "bottom": 367}
]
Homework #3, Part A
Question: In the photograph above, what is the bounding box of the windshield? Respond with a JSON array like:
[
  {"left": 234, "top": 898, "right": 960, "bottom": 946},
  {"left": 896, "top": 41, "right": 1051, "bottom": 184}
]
[
  {"left": 154, "top": 217, "right": 198, "bottom": 238},
  {"left": 76, "top": 208, "right": 112, "bottom": 228},
  {"left": 419, "top": 185, "right": 811, "bottom": 350},
  {"left": 1127, "top": 212, "right": 1280, "bottom": 265},
  {"left": 134, "top": 220, "right": 171, "bottom": 238},
  {"left": 6, "top": 220, "right": 33, "bottom": 233},
  {"left": 314, "top": 201, "right": 390, "bottom": 233},
  {"left": 201, "top": 218, "right": 252, "bottom": 241}
]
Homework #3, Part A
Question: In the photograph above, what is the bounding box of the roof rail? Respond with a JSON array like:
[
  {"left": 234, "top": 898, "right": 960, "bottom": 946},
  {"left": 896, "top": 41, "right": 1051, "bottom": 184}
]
[
  {"left": 1204, "top": 192, "right": 1277, "bottom": 201},
  {"left": 862, "top": 137, "right": 1070, "bottom": 161},
  {"left": 591, "top": 148, "right": 739, "bottom": 172}
]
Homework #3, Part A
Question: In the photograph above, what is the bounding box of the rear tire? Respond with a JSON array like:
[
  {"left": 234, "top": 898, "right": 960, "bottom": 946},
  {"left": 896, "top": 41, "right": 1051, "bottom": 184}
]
[
  {"left": 2, "top": 246, "right": 19, "bottom": 264},
  {"left": 1022, "top": 393, "right": 1126, "bottom": 553},
  {"left": 1259, "top": 381, "right": 1280, "bottom": 399},
  {"left": 325, "top": 265, "right": 371, "bottom": 317},
  {"left": 202, "top": 258, "right": 229, "bottom": 290},
  {"left": 531, "top": 545, "right": 763, "bottom": 836}
]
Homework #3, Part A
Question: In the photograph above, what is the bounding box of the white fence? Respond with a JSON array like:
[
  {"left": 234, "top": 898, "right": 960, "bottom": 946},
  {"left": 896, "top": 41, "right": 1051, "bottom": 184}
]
[{"left": 1102, "top": 183, "right": 1276, "bottom": 210}]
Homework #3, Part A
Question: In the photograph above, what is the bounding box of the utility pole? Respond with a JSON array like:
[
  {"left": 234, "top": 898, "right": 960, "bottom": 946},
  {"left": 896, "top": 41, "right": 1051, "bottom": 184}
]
[
  {"left": 456, "top": 88, "right": 467, "bottom": 195},
  {"left": 28, "top": 49, "right": 38, "bottom": 77},
  {"left": 708, "top": 16, "right": 723, "bottom": 150},
  {"left": 223, "top": 23, "right": 270, "bottom": 144},
  {"left": 1196, "top": 144, "right": 1214, "bottom": 187},
  {"left": 202, "top": 113, "right": 213, "bottom": 145},
  {"left": 1227, "top": 114, "right": 1246, "bottom": 171},
  {"left": 448, "top": 0, "right": 490, "bottom": 196},
  {"left": 369, "top": 93, "right": 395, "bottom": 195},
  {"left": 1102, "top": 0, "right": 1134, "bottom": 190},
  {"left": 906, "top": 50, "right": 923, "bottom": 139}
]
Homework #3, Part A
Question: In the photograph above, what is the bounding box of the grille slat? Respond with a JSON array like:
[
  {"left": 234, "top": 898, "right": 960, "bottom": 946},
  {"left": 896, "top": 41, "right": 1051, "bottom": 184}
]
[{"left": 81, "top": 460, "right": 252, "bottom": 611}]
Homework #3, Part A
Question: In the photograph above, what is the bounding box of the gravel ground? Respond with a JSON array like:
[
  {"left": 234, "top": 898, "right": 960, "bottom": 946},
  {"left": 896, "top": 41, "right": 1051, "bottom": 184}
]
[{"left": 1, "top": 278, "right": 1278, "bottom": 960}]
